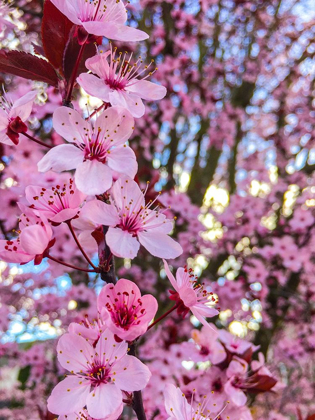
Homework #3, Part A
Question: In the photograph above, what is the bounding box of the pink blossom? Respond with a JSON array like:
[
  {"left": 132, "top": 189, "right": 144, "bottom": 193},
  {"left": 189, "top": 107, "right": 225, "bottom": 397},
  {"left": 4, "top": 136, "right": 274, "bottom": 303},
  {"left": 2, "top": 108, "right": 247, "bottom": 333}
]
[
  {"left": 68, "top": 316, "right": 108, "bottom": 346},
  {"left": 0, "top": 207, "right": 53, "bottom": 264},
  {"left": 83, "top": 177, "right": 183, "bottom": 259},
  {"left": 58, "top": 408, "right": 117, "bottom": 420},
  {"left": 191, "top": 326, "right": 226, "bottom": 364},
  {"left": 47, "top": 329, "right": 151, "bottom": 418},
  {"left": 163, "top": 260, "right": 219, "bottom": 331},
  {"left": 289, "top": 208, "right": 314, "bottom": 232},
  {"left": 37, "top": 106, "right": 136, "bottom": 195},
  {"left": 98, "top": 278, "right": 158, "bottom": 341},
  {"left": 224, "top": 357, "right": 248, "bottom": 407},
  {"left": 0, "top": 90, "right": 37, "bottom": 145},
  {"left": 25, "top": 178, "right": 85, "bottom": 225},
  {"left": 164, "top": 383, "right": 226, "bottom": 420},
  {"left": 218, "top": 330, "right": 259, "bottom": 356},
  {"left": 77, "top": 49, "right": 167, "bottom": 118},
  {"left": 51, "top": 0, "right": 148, "bottom": 42},
  {"left": 0, "top": 3, "right": 16, "bottom": 32}
]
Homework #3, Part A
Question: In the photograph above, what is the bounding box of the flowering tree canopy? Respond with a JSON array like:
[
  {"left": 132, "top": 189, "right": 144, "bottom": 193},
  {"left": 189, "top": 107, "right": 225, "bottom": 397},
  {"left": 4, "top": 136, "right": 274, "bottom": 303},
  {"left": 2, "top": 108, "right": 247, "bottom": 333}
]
[{"left": 0, "top": 1, "right": 314, "bottom": 420}]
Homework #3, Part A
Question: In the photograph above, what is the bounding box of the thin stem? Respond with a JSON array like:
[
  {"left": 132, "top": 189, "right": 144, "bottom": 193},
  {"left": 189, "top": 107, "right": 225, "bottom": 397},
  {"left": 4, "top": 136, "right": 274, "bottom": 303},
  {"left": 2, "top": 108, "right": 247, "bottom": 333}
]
[
  {"left": 147, "top": 302, "right": 180, "bottom": 331},
  {"left": 86, "top": 103, "right": 105, "bottom": 120},
  {"left": 65, "top": 42, "right": 86, "bottom": 105},
  {"left": 67, "top": 221, "right": 97, "bottom": 269},
  {"left": 22, "top": 132, "right": 53, "bottom": 149},
  {"left": 46, "top": 254, "right": 98, "bottom": 273}
]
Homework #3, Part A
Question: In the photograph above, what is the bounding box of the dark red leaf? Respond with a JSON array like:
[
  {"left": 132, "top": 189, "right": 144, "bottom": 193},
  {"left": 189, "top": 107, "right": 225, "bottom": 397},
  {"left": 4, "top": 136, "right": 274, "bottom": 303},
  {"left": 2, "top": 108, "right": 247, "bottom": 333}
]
[
  {"left": 0, "top": 50, "right": 59, "bottom": 86},
  {"left": 247, "top": 375, "right": 277, "bottom": 393},
  {"left": 41, "top": 0, "right": 74, "bottom": 72},
  {"left": 32, "top": 42, "right": 46, "bottom": 57},
  {"left": 63, "top": 27, "right": 100, "bottom": 83},
  {"left": 306, "top": 415, "right": 315, "bottom": 420}
]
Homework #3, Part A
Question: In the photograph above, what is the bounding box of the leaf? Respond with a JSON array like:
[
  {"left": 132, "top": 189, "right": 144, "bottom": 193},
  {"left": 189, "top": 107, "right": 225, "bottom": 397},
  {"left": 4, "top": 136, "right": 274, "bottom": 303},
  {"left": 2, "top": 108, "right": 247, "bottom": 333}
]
[
  {"left": 0, "top": 50, "right": 59, "bottom": 86},
  {"left": 63, "top": 29, "right": 99, "bottom": 83},
  {"left": 32, "top": 42, "right": 46, "bottom": 57},
  {"left": 306, "top": 415, "right": 315, "bottom": 420},
  {"left": 41, "top": 0, "right": 74, "bottom": 72},
  {"left": 247, "top": 375, "right": 278, "bottom": 393}
]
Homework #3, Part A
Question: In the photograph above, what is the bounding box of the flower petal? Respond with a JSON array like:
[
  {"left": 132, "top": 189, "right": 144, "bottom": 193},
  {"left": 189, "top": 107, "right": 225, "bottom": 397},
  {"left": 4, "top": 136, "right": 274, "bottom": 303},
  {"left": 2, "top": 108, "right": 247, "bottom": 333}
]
[
  {"left": 106, "top": 227, "right": 140, "bottom": 259},
  {"left": 10, "top": 91, "right": 37, "bottom": 121},
  {"left": 95, "top": 106, "right": 134, "bottom": 146},
  {"left": 75, "top": 160, "right": 113, "bottom": 195},
  {"left": 0, "top": 108, "right": 8, "bottom": 131},
  {"left": 0, "top": 239, "right": 33, "bottom": 263},
  {"left": 79, "top": 200, "right": 119, "bottom": 227},
  {"left": 180, "top": 288, "right": 197, "bottom": 308},
  {"left": 86, "top": 384, "right": 122, "bottom": 420},
  {"left": 0, "top": 131, "right": 12, "bottom": 146},
  {"left": 82, "top": 21, "right": 149, "bottom": 42},
  {"left": 20, "top": 225, "right": 51, "bottom": 255},
  {"left": 114, "top": 355, "right": 151, "bottom": 391},
  {"left": 98, "top": 278, "right": 141, "bottom": 313},
  {"left": 53, "top": 107, "right": 90, "bottom": 144},
  {"left": 37, "top": 144, "right": 84, "bottom": 173},
  {"left": 192, "top": 303, "right": 219, "bottom": 318},
  {"left": 47, "top": 376, "right": 90, "bottom": 416},
  {"left": 138, "top": 231, "right": 183, "bottom": 259},
  {"left": 109, "top": 90, "right": 145, "bottom": 118},
  {"left": 127, "top": 80, "right": 167, "bottom": 101},
  {"left": 191, "top": 308, "right": 217, "bottom": 334},
  {"left": 164, "top": 383, "right": 192, "bottom": 420},
  {"left": 96, "top": 330, "right": 128, "bottom": 366},
  {"left": 224, "top": 380, "right": 247, "bottom": 407},
  {"left": 107, "top": 146, "right": 137, "bottom": 179},
  {"left": 77, "top": 73, "right": 111, "bottom": 102},
  {"left": 50, "top": 208, "right": 79, "bottom": 224},
  {"left": 85, "top": 51, "right": 111, "bottom": 78},
  {"left": 100, "top": 0, "right": 127, "bottom": 24},
  {"left": 111, "top": 176, "right": 144, "bottom": 212},
  {"left": 57, "top": 333, "right": 95, "bottom": 372},
  {"left": 163, "top": 259, "right": 179, "bottom": 292}
]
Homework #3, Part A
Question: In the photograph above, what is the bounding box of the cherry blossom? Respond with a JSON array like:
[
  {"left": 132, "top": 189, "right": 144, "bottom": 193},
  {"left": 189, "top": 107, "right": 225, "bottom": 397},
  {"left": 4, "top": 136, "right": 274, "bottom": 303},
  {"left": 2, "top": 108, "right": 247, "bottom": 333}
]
[
  {"left": 164, "top": 383, "right": 226, "bottom": 420},
  {"left": 191, "top": 326, "right": 226, "bottom": 364},
  {"left": 47, "top": 329, "right": 151, "bottom": 418},
  {"left": 25, "top": 178, "right": 85, "bottom": 225},
  {"left": 0, "top": 206, "right": 53, "bottom": 264},
  {"left": 51, "top": 0, "right": 148, "bottom": 42},
  {"left": 98, "top": 278, "right": 158, "bottom": 341},
  {"left": 58, "top": 409, "right": 112, "bottom": 420},
  {"left": 37, "top": 106, "right": 136, "bottom": 195},
  {"left": 68, "top": 316, "right": 108, "bottom": 346},
  {"left": 0, "top": 2, "right": 16, "bottom": 32},
  {"left": 218, "top": 330, "right": 259, "bottom": 356},
  {"left": 224, "top": 357, "right": 248, "bottom": 407},
  {"left": 77, "top": 48, "right": 167, "bottom": 118},
  {"left": 163, "top": 259, "right": 219, "bottom": 331},
  {"left": 0, "top": 90, "right": 37, "bottom": 145},
  {"left": 80, "top": 176, "right": 183, "bottom": 259}
]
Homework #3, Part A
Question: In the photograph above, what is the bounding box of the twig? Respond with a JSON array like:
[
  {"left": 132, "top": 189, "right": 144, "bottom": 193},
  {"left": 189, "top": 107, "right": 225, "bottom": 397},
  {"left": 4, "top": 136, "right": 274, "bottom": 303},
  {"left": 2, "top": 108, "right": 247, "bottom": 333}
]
[
  {"left": 46, "top": 254, "right": 98, "bottom": 273},
  {"left": 67, "top": 221, "right": 97, "bottom": 269},
  {"left": 22, "top": 132, "right": 53, "bottom": 149}
]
